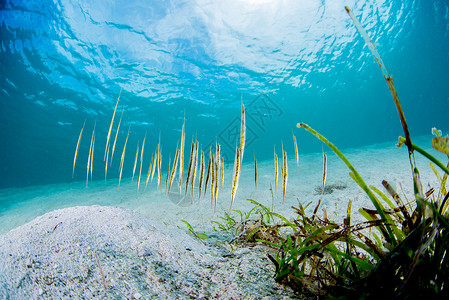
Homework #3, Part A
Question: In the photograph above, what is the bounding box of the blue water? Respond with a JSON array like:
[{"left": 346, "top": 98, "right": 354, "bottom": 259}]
[{"left": 1, "top": 0, "right": 448, "bottom": 189}]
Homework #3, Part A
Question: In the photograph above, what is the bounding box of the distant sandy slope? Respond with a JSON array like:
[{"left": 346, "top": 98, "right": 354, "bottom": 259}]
[{"left": 0, "top": 205, "right": 300, "bottom": 299}]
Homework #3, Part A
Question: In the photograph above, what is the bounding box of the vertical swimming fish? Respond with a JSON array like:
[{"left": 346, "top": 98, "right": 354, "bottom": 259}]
[
  {"left": 191, "top": 141, "right": 199, "bottom": 202},
  {"left": 214, "top": 158, "right": 219, "bottom": 211},
  {"left": 293, "top": 132, "right": 299, "bottom": 171},
  {"left": 86, "top": 121, "right": 96, "bottom": 187},
  {"left": 184, "top": 140, "right": 195, "bottom": 200},
  {"left": 239, "top": 103, "right": 246, "bottom": 160},
  {"left": 165, "top": 156, "right": 171, "bottom": 190},
  {"left": 145, "top": 151, "right": 154, "bottom": 192},
  {"left": 118, "top": 126, "right": 130, "bottom": 189},
  {"left": 322, "top": 149, "right": 327, "bottom": 194},
  {"left": 282, "top": 145, "right": 288, "bottom": 204},
  {"left": 215, "top": 142, "right": 221, "bottom": 196},
  {"left": 137, "top": 135, "right": 146, "bottom": 197},
  {"left": 204, "top": 148, "right": 212, "bottom": 197},
  {"left": 210, "top": 153, "right": 215, "bottom": 209},
  {"left": 72, "top": 119, "right": 86, "bottom": 178},
  {"left": 132, "top": 142, "right": 139, "bottom": 182},
  {"left": 87, "top": 133, "right": 93, "bottom": 188},
  {"left": 178, "top": 121, "right": 185, "bottom": 199},
  {"left": 150, "top": 151, "right": 157, "bottom": 184},
  {"left": 229, "top": 104, "right": 245, "bottom": 211},
  {"left": 105, "top": 88, "right": 122, "bottom": 161},
  {"left": 274, "top": 148, "right": 278, "bottom": 193},
  {"left": 167, "top": 145, "right": 179, "bottom": 196},
  {"left": 157, "top": 135, "right": 162, "bottom": 191},
  {"left": 110, "top": 107, "right": 124, "bottom": 166},
  {"left": 104, "top": 143, "right": 110, "bottom": 181},
  {"left": 198, "top": 150, "right": 205, "bottom": 202},
  {"left": 230, "top": 147, "right": 241, "bottom": 211},
  {"left": 90, "top": 127, "right": 95, "bottom": 185},
  {"left": 254, "top": 154, "right": 258, "bottom": 191}
]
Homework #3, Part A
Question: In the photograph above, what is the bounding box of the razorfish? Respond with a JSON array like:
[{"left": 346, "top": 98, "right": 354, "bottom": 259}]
[
  {"left": 132, "top": 143, "right": 139, "bottom": 182},
  {"left": 293, "top": 132, "right": 299, "bottom": 171},
  {"left": 110, "top": 108, "right": 124, "bottom": 166},
  {"left": 165, "top": 156, "right": 171, "bottom": 190},
  {"left": 322, "top": 149, "right": 327, "bottom": 194},
  {"left": 213, "top": 158, "right": 219, "bottom": 211},
  {"left": 210, "top": 153, "right": 215, "bottom": 209},
  {"left": 254, "top": 154, "right": 258, "bottom": 191},
  {"left": 90, "top": 126, "right": 95, "bottom": 185},
  {"left": 190, "top": 141, "right": 199, "bottom": 202},
  {"left": 230, "top": 147, "right": 241, "bottom": 211},
  {"left": 204, "top": 149, "right": 212, "bottom": 197},
  {"left": 150, "top": 151, "right": 157, "bottom": 184},
  {"left": 178, "top": 121, "right": 185, "bottom": 199},
  {"left": 144, "top": 151, "right": 154, "bottom": 191},
  {"left": 230, "top": 104, "right": 245, "bottom": 210},
  {"left": 72, "top": 119, "right": 86, "bottom": 178},
  {"left": 167, "top": 145, "right": 179, "bottom": 196},
  {"left": 86, "top": 121, "right": 96, "bottom": 187},
  {"left": 105, "top": 88, "right": 122, "bottom": 161},
  {"left": 118, "top": 126, "right": 130, "bottom": 189},
  {"left": 137, "top": 135, "right": 146, "bottom": 197},
  {"left": 198, "top": 150, "right": 205, "bottom": 202},
  {"left": 157, "top": 136, "right": 162, "bottom": 191},
  {"left": 282, "top": 146, "right": 288, "bottom": 204},
  {"left": 184, "top": 140, "right": 195, "bottom": 200}
]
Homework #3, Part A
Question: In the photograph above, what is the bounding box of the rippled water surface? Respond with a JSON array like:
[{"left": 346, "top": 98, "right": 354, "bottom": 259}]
[{"left": 1, "top": 0, "right": 448, "bottom": 188}]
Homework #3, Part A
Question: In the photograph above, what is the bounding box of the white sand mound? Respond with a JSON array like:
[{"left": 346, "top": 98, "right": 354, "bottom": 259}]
[{"left": 0, "top": 205, "right": 298, "bottom": 299}]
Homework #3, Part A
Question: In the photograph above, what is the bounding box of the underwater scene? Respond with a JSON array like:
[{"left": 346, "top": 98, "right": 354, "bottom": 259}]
[{"left": 1, "top": 0, "right": 449, "bottom": 298}]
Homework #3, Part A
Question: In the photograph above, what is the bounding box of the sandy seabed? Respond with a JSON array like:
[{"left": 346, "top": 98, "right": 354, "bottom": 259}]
[{"left": 0, "top": 135, "right": 446, "bottom": 299}]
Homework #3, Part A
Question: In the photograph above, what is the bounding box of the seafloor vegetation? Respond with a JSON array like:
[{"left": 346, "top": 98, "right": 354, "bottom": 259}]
[{"left": 70, "top": 6, "right": 449, "bottom": 299}]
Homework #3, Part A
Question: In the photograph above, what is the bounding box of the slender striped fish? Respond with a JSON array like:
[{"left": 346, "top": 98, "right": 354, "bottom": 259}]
[
  {"left": 230, "top": 147, "right": 241, "bottom": 211},
  {"left": 239, "top": 103, "right": 246, "bottom": 159},
  {"left": 167, "top": 145, "right": 179, "bottom": 196},
  {"left": 86, "top": 132, "right": 93, "bottom": 187},
  {"left": 322, "top": 149, "right": 327, "bottom": 194},
  {"left": 86, "top": 121, "right": 96, "bottom": 187},
  {"left": 104, "top": 143, "right": 110, "bottom": 181},
  {"left": 165, "top": 156, "right": 171, "bottom": 190},
  {"left": 198, "top": 150, "right": 205, "bottom": 202},
  {"left": 215, "top": 142, "right": 221, "bottom": 186},
  {"left": 210, "top": 153, "right": 215, "bottom": 209},
  {"left": 104, "top": 88, "right": 122, "bottom": 161},
  {"left": 72, "top": 119, "right": 86, "bottom": 178},
  {"left": 254, "top": 154, "right": 257, "bottom": 191},
  {"left": 132, "top": 142, "right": 139, "bottom": 182},
  {"left": 184, "top": 140, "right": 195, "bottom": 200},
  {"left": 90, "top": 126, "right": 95, "bottom": 185},
  {"left": 150, "top": 151, "right": 157, "bottom": 184},
  {"left": 204, "top": 148, "right": 212, "bottom": 197},
  {"left": 110, "top": 107, "right": 124, "bottom": 166},
  {"left": 293, "top": 132, "right": 299, "bottom": 171},
  {"left": 178, "top": 121, "right": 185, "bottom": 199},
  {"left": 118, "top": 126, "right": 130, "bottom": 189},
  {"left": 213, "top": 158, "right": 219, "bottom": 211},
  {"left": 145, "top": 151, "right": 154, "bottom": 191},
  {"left": 157, "top": 136, "right": 162, "bottom": 191},
  {"left": 282, "top": 146, "right": 288, "bottom": 204},
  {"left": 137, "top": 135, "right": 146, "bottom": 197},
  {"left": 229, "top": 104, "right": 245, "bottom": 210},
  {"left": 190, "top": 141, "right": 199, "bottom": 202}
]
